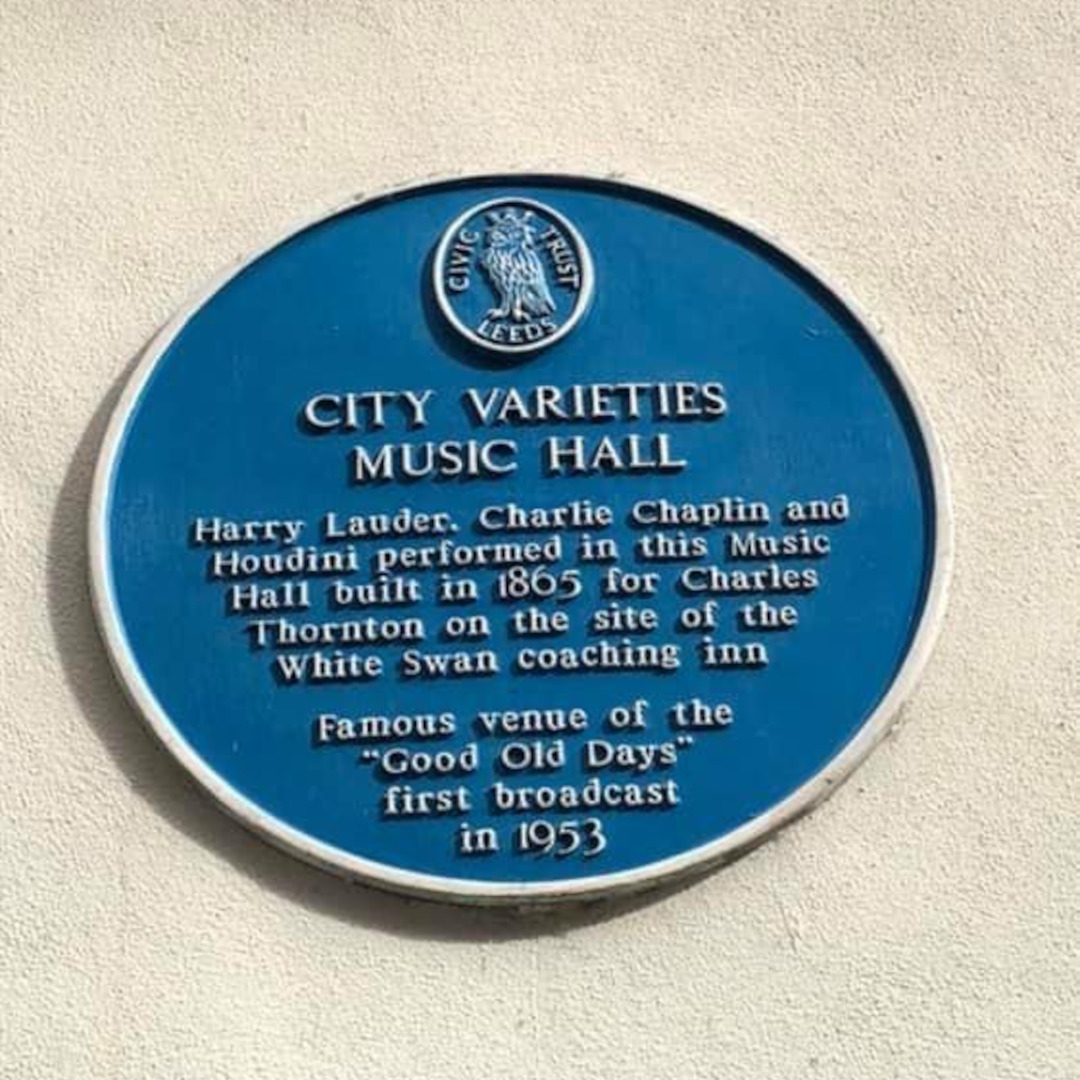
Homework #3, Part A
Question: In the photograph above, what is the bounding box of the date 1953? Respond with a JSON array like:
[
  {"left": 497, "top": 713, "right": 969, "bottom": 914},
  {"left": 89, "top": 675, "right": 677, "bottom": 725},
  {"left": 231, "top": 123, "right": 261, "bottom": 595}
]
[{"left": 457, "top": 818, "right": 606, "bottom": 858}]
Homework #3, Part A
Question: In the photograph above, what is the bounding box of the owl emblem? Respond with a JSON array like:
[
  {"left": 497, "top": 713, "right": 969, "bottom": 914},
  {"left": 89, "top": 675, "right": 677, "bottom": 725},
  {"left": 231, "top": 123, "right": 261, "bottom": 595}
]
[
  {"left": 480, "top": 209, "right": 557, "bottom": 323},
  {"left": 434, "top": 196, "right": 593, "bottom": 355}
]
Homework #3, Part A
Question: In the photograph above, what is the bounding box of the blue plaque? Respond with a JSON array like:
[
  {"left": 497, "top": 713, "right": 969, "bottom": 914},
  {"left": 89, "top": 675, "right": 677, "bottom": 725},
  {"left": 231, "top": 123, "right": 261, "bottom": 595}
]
[{"left": 91, "top": 176, "right": 950, "bottom": 904}]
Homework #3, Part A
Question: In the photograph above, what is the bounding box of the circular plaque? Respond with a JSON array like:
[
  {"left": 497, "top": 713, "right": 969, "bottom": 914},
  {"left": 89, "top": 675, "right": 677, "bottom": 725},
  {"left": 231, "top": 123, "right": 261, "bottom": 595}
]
[{"left": 91, "top": 175, "right": 950, "bottom": 904}]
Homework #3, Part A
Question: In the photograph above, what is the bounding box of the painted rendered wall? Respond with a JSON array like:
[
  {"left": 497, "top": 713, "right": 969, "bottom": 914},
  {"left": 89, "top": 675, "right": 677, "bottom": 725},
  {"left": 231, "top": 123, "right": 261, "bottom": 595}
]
[{"left": 1, "top": 2, "right": 1076, "bottom": 1077}]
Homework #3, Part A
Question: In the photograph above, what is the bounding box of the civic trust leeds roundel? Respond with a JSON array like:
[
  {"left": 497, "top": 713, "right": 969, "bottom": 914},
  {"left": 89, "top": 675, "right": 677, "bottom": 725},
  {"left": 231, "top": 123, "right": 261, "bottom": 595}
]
[{"left": 90, "top": 175, "right": 951, "bottom": 905}]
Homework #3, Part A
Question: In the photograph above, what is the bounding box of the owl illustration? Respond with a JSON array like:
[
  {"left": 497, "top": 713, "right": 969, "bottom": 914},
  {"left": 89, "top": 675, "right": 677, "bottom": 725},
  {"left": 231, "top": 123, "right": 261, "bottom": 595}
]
[{"left": 480, "top": 209, "right": 556, "bottom": 322}]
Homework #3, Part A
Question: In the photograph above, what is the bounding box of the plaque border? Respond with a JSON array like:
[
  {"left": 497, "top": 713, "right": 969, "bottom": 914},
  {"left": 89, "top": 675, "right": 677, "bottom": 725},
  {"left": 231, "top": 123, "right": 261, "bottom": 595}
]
[{"left": 89, "top": 173, "right": 954, "bottom": 906}]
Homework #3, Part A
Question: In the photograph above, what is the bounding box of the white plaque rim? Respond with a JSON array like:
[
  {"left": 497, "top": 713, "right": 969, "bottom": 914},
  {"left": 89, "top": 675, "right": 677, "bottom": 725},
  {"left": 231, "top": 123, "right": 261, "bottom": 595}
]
[{"left": 89, "top": 172, "right": 954, "bottom": 906}]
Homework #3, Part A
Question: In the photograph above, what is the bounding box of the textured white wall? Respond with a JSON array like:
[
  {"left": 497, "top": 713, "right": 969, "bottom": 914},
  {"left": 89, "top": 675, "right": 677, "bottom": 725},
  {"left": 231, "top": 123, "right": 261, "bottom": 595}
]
[{"left": 2, "top": 2, "right": 1077, "bottom": 1076}]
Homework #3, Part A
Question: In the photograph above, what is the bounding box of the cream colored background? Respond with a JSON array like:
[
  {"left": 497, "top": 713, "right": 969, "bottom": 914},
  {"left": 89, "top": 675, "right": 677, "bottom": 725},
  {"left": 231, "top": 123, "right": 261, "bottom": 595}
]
[{"left": 2, "top": 2, "right": 1077, "bottom": 1077}]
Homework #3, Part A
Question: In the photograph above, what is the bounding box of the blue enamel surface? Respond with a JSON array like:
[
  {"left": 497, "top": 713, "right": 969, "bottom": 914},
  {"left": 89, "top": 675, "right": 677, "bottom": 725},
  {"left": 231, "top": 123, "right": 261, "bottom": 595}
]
[{"left": 105, "top": 178, "right": 936, "bottom": 885}]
